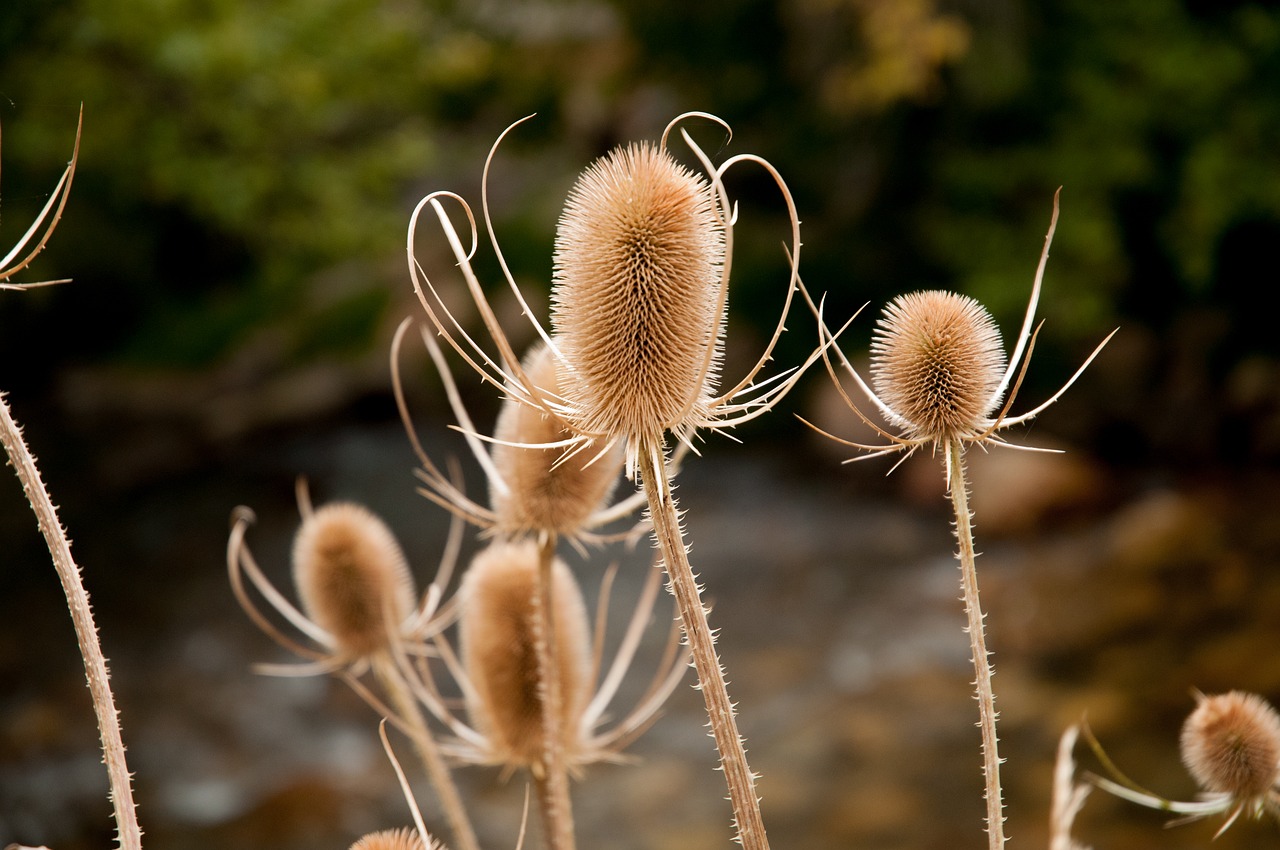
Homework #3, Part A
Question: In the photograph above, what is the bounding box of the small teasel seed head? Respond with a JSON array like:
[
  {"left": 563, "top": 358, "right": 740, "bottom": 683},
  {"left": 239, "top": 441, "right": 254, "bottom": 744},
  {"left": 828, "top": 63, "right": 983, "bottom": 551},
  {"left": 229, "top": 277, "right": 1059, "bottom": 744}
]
[
  {"left": 551, "top": 141, "right": 726, "bottom": 444},
  {"left": 491, "top": 341, "right": 623, "bottom": 537},
  {"left": 292, "top": 502, "right": 415, "bottom": 658},
  {"left": 349, "top": 828, "right": 428, "bottom": 850},
  {"left": 870, "top": 290, "right": 1007, "bottom": 443},
  {"left": 458, "top": 539, "right": 592, "bottom": 769},
  {"left": 1180, "top": 690, "right": 1280, "bottom": 798}
]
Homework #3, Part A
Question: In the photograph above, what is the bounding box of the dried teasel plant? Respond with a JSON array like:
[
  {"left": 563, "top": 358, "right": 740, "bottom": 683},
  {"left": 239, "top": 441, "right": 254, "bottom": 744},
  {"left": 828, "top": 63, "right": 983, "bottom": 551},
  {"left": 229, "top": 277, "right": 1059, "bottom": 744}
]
[
  {"left": 400, "top": 539, "right": 685, "bottom": 841},
  {"left": 227, "top": 482, "right": 479, "bottom": 850},
  {"left": 1087, "top": 690, "right": 1280, "bottom": 837},
  {"left": 0, "top": 111, "right": 145, "bottom": 850},
  {"left": 406, "top": 112, "right": 816, "bottom": 850},
  {"left": 805, "top": 190, "right": 1114, "bottom": 850}
]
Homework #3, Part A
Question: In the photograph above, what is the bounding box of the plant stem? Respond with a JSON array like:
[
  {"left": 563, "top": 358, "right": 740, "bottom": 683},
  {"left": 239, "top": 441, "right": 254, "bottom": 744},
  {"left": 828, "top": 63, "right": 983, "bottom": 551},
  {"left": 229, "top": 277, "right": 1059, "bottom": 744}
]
[
  {"left": 375, "top": 656, "right": 480, "bottom": 850},
  {"left": 642, "top": 438, "right": 768, "bottom": 850},
  {"left": 533, "top": 534, "right": 576, "bottom": 850},
  {"left": 1, "top": 392, "right": 143, "bottom": 850},
  {"left": 946, "top": 440, "right": 1005, "bottom": 850}
]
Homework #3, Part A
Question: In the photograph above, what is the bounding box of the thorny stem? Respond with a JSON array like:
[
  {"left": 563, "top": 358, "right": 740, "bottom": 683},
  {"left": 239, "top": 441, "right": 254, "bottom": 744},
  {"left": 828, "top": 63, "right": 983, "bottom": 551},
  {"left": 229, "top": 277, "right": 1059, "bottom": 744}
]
[
  {"left": 533, "top": 534, "right": 576, "bottom": 850},
  {"left": 1, "top": 392, "right": 143, "bottom": 850},
  {"left": 374, "top": 655, "right": 480, "bottom": 850},
  {"left": 946, "top": 440, "right": 1006, "bottom": 850},
  {"left": 642, "top": 438, "right": 769, "bottom": 850}
]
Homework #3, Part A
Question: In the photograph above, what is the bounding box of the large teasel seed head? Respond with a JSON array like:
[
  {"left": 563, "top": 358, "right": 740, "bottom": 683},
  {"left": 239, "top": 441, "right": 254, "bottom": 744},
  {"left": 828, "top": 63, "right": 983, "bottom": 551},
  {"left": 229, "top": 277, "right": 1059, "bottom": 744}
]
[
  {"left": 293, "top": 502, "right": 415, "bottom": 658},
  {"left": 551, "top": 142, "right": 726, "bottom": 444},
  {"left": 458, "top": 539, "right": 591, "bottom": 770},
  {"left": 491, "top": 341, "right": 623, "bottom": 537},
  {"left": 870, "top": 290, "right": 1007, "bottom": 443},
  {"left": 1180, "top": 690, "right": 1280, "bottom": 798},
  {"left": 349, "top": 828, "right": 429, "bottom": 850}
]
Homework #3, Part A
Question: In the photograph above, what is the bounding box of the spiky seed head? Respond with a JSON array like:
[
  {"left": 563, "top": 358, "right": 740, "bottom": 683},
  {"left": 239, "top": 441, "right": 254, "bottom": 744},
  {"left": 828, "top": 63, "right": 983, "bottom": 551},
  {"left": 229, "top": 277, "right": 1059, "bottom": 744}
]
[
  {"left": 292, "top": 502, "right": 415, "bottom": 658},
  {"left": 870, "top": 290, "right": 1007, "bottom": 443},
  {"left": 349, "top": 829, "right": 429, "bottom": 850},
  {"left": 1180, "top": 690, "right": 1280, "bottom": 798},
  {"left": 491, "top": 341, "right": 624, "bottom": 536},
  {"left": 551, "top": 142, "right": 726, "bottom": 445},
  {"left": 458, "top": 539, "right": 592, "bottom": 770}
]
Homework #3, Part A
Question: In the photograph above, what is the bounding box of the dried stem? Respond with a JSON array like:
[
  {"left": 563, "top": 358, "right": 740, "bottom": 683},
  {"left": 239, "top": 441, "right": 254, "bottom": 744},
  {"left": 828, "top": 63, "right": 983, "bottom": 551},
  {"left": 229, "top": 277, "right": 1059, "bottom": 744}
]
[
  {"left": 374, "top": 656, "right": 480, "bottom": 850},
  {"left": 946, "top": 440, "right": 1005, "bottom": 850},
  {"left": 641, "top": 437, "right": 768, "bottom": 850},
  {"left": 533, "top": 534, "right": 576, "bottom": 850},
  {"left": 1, "top": 392, "right": 143, "bottom": 850}
]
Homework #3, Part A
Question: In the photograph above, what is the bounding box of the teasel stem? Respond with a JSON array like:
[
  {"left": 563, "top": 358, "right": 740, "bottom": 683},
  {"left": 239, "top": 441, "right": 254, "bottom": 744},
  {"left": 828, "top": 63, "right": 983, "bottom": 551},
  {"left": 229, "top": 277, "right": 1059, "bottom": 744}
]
[
  {"left": 1, "top": 392, "right": 143, "bottom": 850},
  {"left": 946, "top": 440, "right": 1005, "bottom": 850},
  {"left": 641, "top": 437, "right": 768, "bottom": 850},
  {"left": 374, "top": 654, "right": 480, "bottom": 850},
  {"left": 533, "top": 532, "right": 576, "bottom": 850}
]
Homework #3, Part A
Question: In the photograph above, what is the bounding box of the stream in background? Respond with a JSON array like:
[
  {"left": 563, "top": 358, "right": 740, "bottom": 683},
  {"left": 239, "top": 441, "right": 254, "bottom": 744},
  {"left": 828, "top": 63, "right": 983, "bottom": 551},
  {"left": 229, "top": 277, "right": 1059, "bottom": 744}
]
[{"left": 3, "top": 400, "right": 1279, "bottom": 850}]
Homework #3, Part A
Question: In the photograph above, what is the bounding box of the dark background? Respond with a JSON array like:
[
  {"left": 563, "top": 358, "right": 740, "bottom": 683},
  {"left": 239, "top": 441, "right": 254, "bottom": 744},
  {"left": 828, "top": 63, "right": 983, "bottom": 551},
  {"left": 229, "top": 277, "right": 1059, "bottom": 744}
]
[{"left": 3, "top": 1, "right": 1280, "bottom": 848}]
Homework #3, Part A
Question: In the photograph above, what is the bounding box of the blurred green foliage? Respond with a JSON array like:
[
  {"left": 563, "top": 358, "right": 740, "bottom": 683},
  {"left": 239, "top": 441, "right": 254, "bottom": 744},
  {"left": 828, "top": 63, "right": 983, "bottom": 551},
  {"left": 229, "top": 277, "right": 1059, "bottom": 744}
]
[{"left": 2, "top": 0, "right": 1279, "bottom": 461}]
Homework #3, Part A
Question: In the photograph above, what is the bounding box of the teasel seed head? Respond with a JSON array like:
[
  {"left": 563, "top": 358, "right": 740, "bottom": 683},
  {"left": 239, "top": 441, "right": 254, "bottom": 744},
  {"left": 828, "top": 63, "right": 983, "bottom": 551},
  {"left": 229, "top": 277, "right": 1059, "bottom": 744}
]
[
  {"left": 490, "top": 341, "right": 624, "bottom": 537},
  {"left": 349, "top": 828, "right": 429, "bottom": 850},
  {"left": 292, "top": 502, "right": 416, "bottom": 658},
  {"left": 551, "top": 142, "right": 726, "bottom": 447},
  {"left": 870, "top": 290, "right": 1007, "bottom": 444},
  {"left": 458, "top": 539, "right": 592, "bottom": 770},
  {"left": 1180, "top": 690, "right": 1280, "bottom": 799}
]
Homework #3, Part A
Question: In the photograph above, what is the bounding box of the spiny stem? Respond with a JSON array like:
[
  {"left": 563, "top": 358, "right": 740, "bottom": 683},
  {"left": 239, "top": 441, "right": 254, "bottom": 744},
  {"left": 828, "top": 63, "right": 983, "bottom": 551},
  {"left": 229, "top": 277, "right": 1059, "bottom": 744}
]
[
  {"left": 1, "top": 392, "right": 143, "bottom": 850},
  {"left": 533, "top": 533, "right": 576, "bottom": 850},
  {"left": 642, "top": 438, "right": 769, "bottom": 850},
  {"left": 946, "top": 440, "right": 1005, "bottom": 850},
  {"left": 374, "top": 655, "right": 480, "bottom": 850}
]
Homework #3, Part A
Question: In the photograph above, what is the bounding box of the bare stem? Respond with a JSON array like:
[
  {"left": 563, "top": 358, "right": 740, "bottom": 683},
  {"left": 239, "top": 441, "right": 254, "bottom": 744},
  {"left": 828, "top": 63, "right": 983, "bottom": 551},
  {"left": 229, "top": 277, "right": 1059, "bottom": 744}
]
[
  {"left": 641, "top": 438, "right": 768, "bottom": 850},
  {"left": 946, "top": 440, "right": 1005, "bottom": 850},
  {"left": 0, "top": 392, "right": 142, "bottom": 850},
  {"left": 374, "top": 656, "right": 480, "bottom": 850},
  {"left": 533, "top": 534, "right": 576, "bottom": 850}
]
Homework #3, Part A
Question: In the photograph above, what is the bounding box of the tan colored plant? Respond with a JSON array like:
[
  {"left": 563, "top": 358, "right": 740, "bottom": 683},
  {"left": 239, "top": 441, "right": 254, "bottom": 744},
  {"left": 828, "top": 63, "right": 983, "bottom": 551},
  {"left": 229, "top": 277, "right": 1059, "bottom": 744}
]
[
  {"left": 806, "top": 190, "right": 1113, "bottom": 849},
  {"left": 405, "top": 113, "right": 815, "bottom": 850}
]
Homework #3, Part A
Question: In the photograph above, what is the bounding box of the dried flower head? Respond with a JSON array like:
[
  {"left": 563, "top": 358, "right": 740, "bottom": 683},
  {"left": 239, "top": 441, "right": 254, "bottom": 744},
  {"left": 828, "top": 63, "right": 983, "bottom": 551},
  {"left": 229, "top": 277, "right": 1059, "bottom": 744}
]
[
  {"left": 414, "top": 539, "right": 685, "bottom": 774},
  {"left": 809, "top": 190, "right": 1115, "bottom": 475},
  {"left": 0, "top": 110, "right": 80, "bottom": 290},
  {"left": 350, "top": 828, "right": 428, "bottom": 850},
  {"left": 870, "top": 290, "right": 1006, "bottom": 445},
  {"left": 1181, "top": 690, "right": 1280, "bottom": 799},
  {"left": 550, "top": 142, "right": 725, "bottom": 445},
  {"left": 458, "top": 540, "right": 592, "bottom": 770},
  {"left": 292, "top": 501, "right": 416, "bottom": 659},
  {"left": 490, "top": 341, "right": 625, "bottom": 538}
]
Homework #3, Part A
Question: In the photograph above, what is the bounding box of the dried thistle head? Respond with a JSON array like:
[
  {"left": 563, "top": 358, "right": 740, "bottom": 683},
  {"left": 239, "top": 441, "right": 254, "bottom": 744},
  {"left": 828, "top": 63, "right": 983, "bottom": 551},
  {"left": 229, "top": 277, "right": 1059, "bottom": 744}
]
[
  {"left": 551, "top": 142, "right": 725, "bottom": 446},
  {"left": 1181, "top": 690, "right": 1280, "bottom": 800},
  {"left": 870, "top": 290, "right": 1006, "bottom": 445},
  {"left": 458, "top": 540, "right": 592, "bottom": 770},
  {"left": 490, "top": 340, "right": 625, "bottom": 538},
  {"left": 293, "top": 501, "right": 417, "bottom": 659},
  {"left": 350, "top": 828, "right": 429, "bottom": 850}
]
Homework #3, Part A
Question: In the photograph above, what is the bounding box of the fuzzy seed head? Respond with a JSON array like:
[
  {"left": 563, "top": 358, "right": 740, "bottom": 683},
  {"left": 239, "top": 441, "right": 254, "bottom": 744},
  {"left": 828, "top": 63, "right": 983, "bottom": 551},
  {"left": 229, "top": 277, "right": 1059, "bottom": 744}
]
[
  {"left": 870, "top": 290, "right": 1007, "bottom": 443},
  {"left": 1180, "top": 690, "right": 1280, "bottom": 798},
  {"left": 551, "top": 142, "right": 726, "bottom": 444},
  {"left": 491, "top": 341, "right": 624, "bottom": 536},
  {"left": 350, "top": 828, "right": 428, "bottom": 850},
  {"left": 292, "top": 502, "right": 415, "bottom": 658},
  {"left": 458, "top": 540, "right": 592, "bottom": 770}
]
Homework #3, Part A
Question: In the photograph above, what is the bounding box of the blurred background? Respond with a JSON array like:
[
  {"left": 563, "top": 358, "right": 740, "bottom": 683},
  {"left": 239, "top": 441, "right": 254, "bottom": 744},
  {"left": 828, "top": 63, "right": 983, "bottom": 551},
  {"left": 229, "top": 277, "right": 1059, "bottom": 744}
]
[{"left": 2, "top": 0, "right": 1280, "bottom": 848}]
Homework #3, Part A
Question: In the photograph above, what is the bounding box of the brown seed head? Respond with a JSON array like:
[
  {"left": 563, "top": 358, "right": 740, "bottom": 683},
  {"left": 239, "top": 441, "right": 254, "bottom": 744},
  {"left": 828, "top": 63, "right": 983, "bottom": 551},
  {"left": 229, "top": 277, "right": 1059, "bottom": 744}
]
[
  {"left": 870, "top": 290, "right": 1006, "bottom": 443},
  {"left": 349, "top": 828, "right": 428, "bottom": 850},
  {"left": 458, "top": 540, "right": 592, "bottom": 769},
  {"left": 1180, "top": 690, "right": 1280, "bottom": 798},
  {"left": 491, "top": 341, "right": 624, "bottom": 537},
  {"left": 551, "top": 142, "right": 726, "bottom": 445},
  {"left": 292, "top": 502, "right": 415, "bottom": 658}
]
